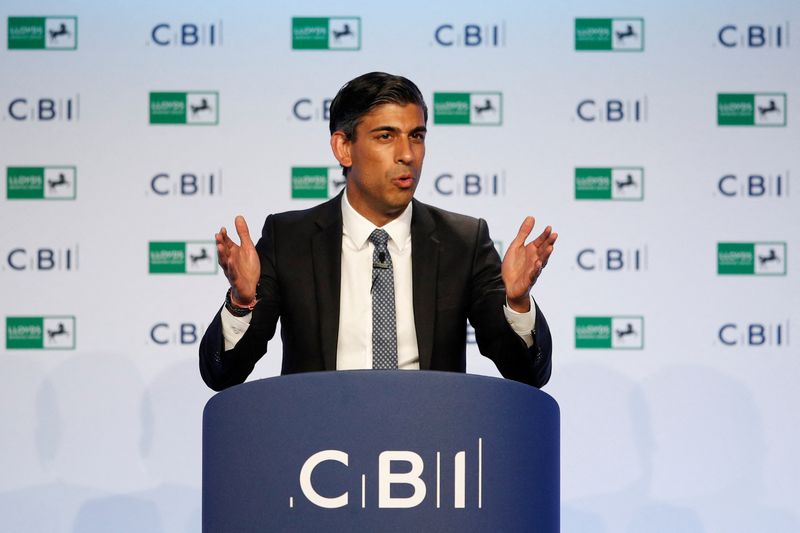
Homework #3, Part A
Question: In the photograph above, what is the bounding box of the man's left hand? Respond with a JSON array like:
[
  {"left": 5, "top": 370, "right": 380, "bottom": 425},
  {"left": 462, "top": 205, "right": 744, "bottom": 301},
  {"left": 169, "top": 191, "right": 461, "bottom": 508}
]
[{"left": 501, "top": 216, "right": 557, "bottom": 313}]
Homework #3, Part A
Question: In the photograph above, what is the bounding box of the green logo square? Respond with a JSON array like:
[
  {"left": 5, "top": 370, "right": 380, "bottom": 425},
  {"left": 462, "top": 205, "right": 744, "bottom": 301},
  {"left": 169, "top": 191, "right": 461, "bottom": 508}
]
[
  {"left": 575, "top": 167, "right": 644, "bottom": 200},
  {"left": 575, "top": 18, "right": 643, "bottom": 51},
  {"left": 717, "top": 94, "right": 755, "bottom": 126},
  {"left": 150, "top": 93, "right": 187, "bottom": 124},
  {"left": 149, "top": 241, "right": 217, "bottom": 274},
  {"left": 149, "top": 92, "right": 219, "bottom": 125},
  {"left": 292, "top": 17, "right": 361, "bottom": 50},
  {"left": 7, "top": 166, "right": 77, "bottom": 200},
  {"left": 717, "top": 242, "right": 786, "bottom": 275},
  {"left": 434, "top": 92, "right": 503, "bottom": 125},
  {"left": 8, "top": 17, "right": 77, "bottom": 50},
  {"left": 575, "top": 317, "right": 612, "bottom": 348},
  {"left": 717, "top": 93, "right": 786, "bottom": 127},
  {"left": 576, "top": 316, "right": 644, "bottom": 349},
  {"left": 6, "top": 316, "right": 76, "bottom": 350},
  {"left": 292, "top": 167, "right": 328, "bottom": 198}
]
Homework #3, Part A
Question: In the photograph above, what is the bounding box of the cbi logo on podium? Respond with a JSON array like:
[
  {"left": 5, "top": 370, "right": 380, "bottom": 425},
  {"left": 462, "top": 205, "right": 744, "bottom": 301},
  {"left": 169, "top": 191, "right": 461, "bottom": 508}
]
[
  {"left": 6, "top": 316, "right": 75, "bottom": 350},
  {"left": 7, "top": 16, "right": 77, "bottom": 50},
  {"left": 6, "top": 166, "right": 76, "bottom": 200},
  {"left": 149, "top": 92, "right": 219, "bottom": 125},
  {"left": 575, "top": 316, "right": 644, "bottom": 349},
  {"left": 292, "top": 17, "right": 361, "bottom": 50},
  {"left": 291, "top": 439, "right": 485, "bottom": 510},
  {"left": 148, "top": 241, "right": 217, "bottom": 274}
]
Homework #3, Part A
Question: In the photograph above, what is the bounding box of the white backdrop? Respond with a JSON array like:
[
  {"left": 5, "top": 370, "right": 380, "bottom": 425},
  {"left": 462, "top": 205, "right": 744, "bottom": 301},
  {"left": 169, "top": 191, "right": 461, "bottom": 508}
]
[{"left": 1, "top": 1, "right": 798, "bottom": 531}]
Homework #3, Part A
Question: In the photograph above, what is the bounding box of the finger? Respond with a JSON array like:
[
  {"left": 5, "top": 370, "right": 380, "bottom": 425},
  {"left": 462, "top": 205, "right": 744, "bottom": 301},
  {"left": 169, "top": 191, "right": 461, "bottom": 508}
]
[
  {"left": 540, "top": 245, "right": 555, "bottom": 266},
  {"left": 532, "top": 225, "right": 552, "bottom": 247},
  {"left": 218, "top": 226, "right": 237, "bottom": 249},
  {"left": 235, "top": 215, "right": 255, "bottom": 248},
  {"left": 511, "top": 216, "right": 535, "bottom": 247}
]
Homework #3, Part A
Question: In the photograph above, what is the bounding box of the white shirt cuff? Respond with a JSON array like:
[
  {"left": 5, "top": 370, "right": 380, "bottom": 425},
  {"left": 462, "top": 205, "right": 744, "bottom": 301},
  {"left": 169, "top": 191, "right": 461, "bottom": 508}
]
[
  {"left": 221, "top": 305, "right": 252, "bottom": 351},
  {"left": 503, "top": 295, "right": 537, "bottom": 348}
]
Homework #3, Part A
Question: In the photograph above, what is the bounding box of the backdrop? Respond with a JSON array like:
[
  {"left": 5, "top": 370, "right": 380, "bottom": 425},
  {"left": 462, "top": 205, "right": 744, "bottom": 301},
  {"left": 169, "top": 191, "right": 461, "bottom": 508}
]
[{"left": 1, "top": 1, "right": 798, "bottom": 531}]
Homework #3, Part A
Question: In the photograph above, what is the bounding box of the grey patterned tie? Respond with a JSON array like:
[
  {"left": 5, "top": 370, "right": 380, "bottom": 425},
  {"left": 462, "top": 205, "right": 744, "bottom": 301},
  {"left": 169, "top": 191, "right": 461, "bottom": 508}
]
[{"left": 369, "top": 229, "right": 398, "bottom": 369}]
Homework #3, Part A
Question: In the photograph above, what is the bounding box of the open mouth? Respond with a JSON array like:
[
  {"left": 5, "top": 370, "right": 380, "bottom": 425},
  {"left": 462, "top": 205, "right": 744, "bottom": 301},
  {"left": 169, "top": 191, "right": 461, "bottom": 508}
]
[{"left": 393, "top": 175, "right": 415, "bottom": 189}]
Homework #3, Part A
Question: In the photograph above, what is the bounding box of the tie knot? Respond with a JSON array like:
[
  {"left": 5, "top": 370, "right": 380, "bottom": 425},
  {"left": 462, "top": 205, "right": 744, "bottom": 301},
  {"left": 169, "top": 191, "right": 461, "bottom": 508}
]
[{"left": 369, "top": 229, "right": 390, "bottom": 248}]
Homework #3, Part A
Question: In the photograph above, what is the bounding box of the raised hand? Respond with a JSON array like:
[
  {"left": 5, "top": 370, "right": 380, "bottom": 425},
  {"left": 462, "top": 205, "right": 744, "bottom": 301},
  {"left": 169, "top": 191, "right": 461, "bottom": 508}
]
[
  {"left": 216, "top": 215, "right": 261, "bottom": 306},
  {"left": 501, "top": 216, "right": 557, "bottom": 313}
]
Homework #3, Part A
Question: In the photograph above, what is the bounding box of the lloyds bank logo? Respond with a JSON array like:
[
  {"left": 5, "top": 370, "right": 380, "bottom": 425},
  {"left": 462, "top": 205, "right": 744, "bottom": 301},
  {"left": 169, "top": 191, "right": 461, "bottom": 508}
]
[
  {"left": 717, "top": 242, "right": 786, "bottom": 275},
  {"left": 575, "top": 316, "right": 644, "bottom": 349},
  {"left": 291, "top": 167, "right": 345, "bottom": 199},
  {"left": 6, "top": 166, "right": 76, "bottom": 200},
  {"left": 8, "top": 17, "right": 77, "bottom": 50},
  {"left": 149, "top": 92, "right": 219, "bottom": 125},
  {"left": 292, "top": 17, "right": 361, "bottom": 50},
  {"left": 575, "top": 18, "right": 643, "bottom": 51},
  {"left": 575, "top": 167, "right": 643, "bottom": 200},
  {"left": 717, "top": 93, "right": 786, "bottom": 126},
  {"left": 149, "top": 241, "right": 217, "bottom": 274},
  {"left": 433, "top": 92, "right": 502, "bottom": 125},
  {"left": 6, "top": 316, "right": 75, "bottom": 350}
]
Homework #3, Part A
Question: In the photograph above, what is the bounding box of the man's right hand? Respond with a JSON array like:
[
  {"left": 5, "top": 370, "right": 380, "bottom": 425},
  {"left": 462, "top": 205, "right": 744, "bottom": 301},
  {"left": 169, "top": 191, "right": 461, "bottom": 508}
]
[{"left": 216, "top": 215, "right": 261, "bottom": 306}]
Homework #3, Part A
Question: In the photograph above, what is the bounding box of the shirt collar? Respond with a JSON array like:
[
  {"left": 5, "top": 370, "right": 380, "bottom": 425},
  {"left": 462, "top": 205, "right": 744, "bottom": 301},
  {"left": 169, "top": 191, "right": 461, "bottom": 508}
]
[{"left": 341, "top": 187, "right": 413, "bottom": 252}]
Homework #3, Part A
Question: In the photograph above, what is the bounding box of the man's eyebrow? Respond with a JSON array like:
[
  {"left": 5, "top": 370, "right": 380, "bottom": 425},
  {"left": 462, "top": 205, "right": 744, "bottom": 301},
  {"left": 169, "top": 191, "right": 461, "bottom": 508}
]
[{"left": 367, "top": 125, "right": 428, "bottom": 134}]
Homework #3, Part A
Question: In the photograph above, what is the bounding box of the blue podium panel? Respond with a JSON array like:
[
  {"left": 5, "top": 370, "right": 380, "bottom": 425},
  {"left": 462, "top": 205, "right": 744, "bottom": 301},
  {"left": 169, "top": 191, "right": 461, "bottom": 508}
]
[{"left": 203, "top": 371, "right": 559, "bottom": 532}]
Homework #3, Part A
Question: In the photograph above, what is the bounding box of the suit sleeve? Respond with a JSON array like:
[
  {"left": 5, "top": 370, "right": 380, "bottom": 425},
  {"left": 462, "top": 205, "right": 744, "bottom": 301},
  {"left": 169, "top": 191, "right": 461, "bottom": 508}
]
[
  {"left": 198, "top": 215, "right": 282, "bottom": 391},
  {"left": 466, "top": 218, "right": 553, "bottom": 388}
]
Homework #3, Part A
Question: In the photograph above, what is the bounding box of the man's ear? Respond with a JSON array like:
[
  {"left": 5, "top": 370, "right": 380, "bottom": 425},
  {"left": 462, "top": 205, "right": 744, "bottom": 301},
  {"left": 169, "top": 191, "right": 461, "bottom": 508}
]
[{"left": 330, "top": 132, "right": 352, "bottom": 170}]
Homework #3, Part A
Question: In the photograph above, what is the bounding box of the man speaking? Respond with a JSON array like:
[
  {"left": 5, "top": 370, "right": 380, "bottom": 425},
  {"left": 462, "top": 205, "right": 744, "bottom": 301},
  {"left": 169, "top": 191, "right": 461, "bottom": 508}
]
[{"left": 199, "top": 72, "right": 557, "bottom": 391}]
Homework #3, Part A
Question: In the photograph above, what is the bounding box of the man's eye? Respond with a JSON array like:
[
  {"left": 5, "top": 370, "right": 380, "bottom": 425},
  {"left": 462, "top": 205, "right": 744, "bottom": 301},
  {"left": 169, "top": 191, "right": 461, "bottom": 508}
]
[{"left": 378, "top": 133, "right": 391, "bottom": 140}]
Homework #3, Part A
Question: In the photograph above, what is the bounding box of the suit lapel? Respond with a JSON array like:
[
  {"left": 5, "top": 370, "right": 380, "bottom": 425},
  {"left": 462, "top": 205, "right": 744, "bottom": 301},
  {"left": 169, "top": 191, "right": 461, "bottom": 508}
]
[
  {"left": 411, "top": 200, "right": 439, "bottom": 370},
  {"left": 312, "top": 194, "right": 343, "bottom": 371}
]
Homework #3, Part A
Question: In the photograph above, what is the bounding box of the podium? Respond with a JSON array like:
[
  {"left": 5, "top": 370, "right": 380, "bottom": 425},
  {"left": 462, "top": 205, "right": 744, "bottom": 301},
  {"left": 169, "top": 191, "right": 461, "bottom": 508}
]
[{"left": 203, "top": 371, "right": 559, "bottom": 532}]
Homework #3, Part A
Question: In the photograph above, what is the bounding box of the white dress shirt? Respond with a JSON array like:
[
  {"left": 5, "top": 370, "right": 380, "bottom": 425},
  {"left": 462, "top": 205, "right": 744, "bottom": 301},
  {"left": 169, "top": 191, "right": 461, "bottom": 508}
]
[{"left": 220, "top": 191, "right": 537, "bottom": 367}]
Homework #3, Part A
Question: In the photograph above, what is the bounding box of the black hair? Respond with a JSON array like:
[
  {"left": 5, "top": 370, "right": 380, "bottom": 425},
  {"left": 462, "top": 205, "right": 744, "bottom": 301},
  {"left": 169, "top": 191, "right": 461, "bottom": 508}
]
[{"left": 329, "top": 72, "right": 428, "bottom": 176}]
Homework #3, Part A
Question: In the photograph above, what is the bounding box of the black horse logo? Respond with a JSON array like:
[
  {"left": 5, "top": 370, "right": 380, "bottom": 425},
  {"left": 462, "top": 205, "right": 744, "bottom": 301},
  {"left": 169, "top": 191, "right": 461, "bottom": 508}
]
[
  {"left": 48, "top": 173, "right": 69, "bottom": 190},
  {"left": 190, "top": 98, "right": 211, "bottom": 115},
  {"left": 615, "top": 323, "right": 637, "bottom": 339},
  {"left": 615, "top": 24, "right": 637, "bottom": 42},
  {"left": 49, "top": 23, "right": 71, "bottom": 41},
  {"left": 758, "top": 249, "right": 780, "bottom": 266},
  {"left": 47, "top": 322, "right": 69, "bottom": 341},
  {"left": 615, "top": 174, "right": 637, "bottom": 190},
  {"left": 758, "top": 99, "right": 779, "bottom": 117},
  {"left": 190, "top": 248, "right": 210, "bottom": 264},
  {"left": 474, "top": 99, "right": 496, "bottom": 116},
  {"left": 332, "top": 24, "right": 353, "bottom": 40}
]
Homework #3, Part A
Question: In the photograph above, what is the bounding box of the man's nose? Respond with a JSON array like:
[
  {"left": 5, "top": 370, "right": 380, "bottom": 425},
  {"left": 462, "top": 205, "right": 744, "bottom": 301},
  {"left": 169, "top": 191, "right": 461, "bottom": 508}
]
[{"left": 394, "top": 136, "right": 414, "bottom": 165}]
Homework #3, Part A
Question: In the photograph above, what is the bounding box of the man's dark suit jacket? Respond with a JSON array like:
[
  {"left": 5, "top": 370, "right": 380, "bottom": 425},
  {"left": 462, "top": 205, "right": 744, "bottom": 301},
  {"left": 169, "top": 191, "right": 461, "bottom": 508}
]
[{"left": 199, "top": 193, "right": 552, "bottom": 391}]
